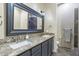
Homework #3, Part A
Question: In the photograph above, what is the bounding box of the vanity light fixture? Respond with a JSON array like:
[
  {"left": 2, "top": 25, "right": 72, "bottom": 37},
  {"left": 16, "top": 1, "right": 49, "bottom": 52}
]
[{"left": 40, "top": 11, "right": 45, "bottom": 15}]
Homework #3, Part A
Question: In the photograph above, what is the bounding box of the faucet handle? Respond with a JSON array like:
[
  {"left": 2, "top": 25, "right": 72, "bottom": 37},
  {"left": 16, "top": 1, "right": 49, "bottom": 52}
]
[{"left": 26, "top": 35, "right": 29, "bottom": 39}]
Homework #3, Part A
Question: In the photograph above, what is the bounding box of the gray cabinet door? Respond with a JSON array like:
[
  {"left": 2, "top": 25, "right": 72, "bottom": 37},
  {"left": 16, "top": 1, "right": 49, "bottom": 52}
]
[
  {"left": 42, "top": 41, "right": 48, "bottom": 56},
  {"left": 32, "top": 49, "right": 41, "bottom": 56},
  {"left": 48, "top": 38, "right": 53, "bottom": 56},
  {"left": 18, "top": 50, "right": 31, "bottom": 56},
  {"left": 32, "top": 44, "right": 41, "bottom": 56},
  {"left": 17, "top": 37, "right": 54, "bottom": 56}
]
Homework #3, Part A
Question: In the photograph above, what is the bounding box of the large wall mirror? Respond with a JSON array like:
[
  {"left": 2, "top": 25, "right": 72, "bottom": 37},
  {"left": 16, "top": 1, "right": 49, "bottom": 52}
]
[{"left": 6, "top": 3, "right": 44, "bottom": 36}]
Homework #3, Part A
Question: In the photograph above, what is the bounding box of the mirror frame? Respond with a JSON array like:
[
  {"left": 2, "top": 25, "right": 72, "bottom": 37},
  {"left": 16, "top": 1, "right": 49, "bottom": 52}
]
[{"left": 6, "top": 3, "right": 44, "bottom": 36}]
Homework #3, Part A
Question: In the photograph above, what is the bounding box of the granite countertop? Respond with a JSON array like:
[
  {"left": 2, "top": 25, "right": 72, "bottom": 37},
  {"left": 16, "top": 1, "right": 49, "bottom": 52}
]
[{"left": 0, "top": 35, "right": 54, "bottom": 56}]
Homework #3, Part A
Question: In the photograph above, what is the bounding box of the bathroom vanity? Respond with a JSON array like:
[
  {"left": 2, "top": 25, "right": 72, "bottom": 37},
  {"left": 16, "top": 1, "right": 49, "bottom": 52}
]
[
  {"left": 0, "top": 35, "right": 54, "bottom": 56},
  {"left": 0, "top": 3, "right": 54, "bottom": 56},
  {"left": 17, "top": 36, "right": 53, "bottom": 56}
]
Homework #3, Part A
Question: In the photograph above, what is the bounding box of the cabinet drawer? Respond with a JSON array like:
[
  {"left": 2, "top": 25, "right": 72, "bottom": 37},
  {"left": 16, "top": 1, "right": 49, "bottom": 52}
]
[{"left": 32, "top": 44, "right": 41, "bottom": 54}]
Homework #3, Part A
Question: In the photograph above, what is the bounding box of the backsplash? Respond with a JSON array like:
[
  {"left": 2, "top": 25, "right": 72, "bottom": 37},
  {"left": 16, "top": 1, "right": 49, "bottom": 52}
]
[
  {"left": 0, "top": 32, "right": 55, "bottom": 45},
  {"left": 0, "top": 33, "right": 42, "bottom": 45}
]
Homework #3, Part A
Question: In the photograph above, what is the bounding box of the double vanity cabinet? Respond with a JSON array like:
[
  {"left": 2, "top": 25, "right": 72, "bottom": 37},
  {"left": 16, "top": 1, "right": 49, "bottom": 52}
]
[
  {"left": 17, "top": 37, "right": 53, "bottom": 56},
  {"left": 3, "top": 3, "right": 54, "bottom": 56}
]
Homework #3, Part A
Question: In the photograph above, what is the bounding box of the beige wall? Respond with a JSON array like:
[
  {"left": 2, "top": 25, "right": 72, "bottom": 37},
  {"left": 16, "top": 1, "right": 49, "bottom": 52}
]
[{"left": 0, "top": 4, "right": 5, "bottom": 39}]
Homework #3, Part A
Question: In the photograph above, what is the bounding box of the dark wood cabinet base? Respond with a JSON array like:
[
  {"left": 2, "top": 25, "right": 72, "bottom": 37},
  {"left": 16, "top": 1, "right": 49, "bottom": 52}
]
[{"left": 17, "top": 37, "right": 54, "bottom": 56}]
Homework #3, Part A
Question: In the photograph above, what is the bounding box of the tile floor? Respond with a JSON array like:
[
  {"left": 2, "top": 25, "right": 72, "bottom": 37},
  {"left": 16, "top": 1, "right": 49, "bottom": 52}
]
[{"left": 53, "top": 47, "right": 72, "bottom": 56}]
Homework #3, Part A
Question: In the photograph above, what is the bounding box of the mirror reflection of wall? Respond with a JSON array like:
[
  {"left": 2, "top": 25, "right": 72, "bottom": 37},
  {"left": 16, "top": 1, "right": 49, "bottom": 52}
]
[
  {"left": 37, "top": 17, "right": 42, "bottom": 29},
  {"left": 14, "top": 6, "right": 42, "bottom": 31},
  {"left": 28, "top": 14, "right": 37, "bottom": 30},
  {"left": 14, "top": 6, "right": 28, "bottom": 29}
]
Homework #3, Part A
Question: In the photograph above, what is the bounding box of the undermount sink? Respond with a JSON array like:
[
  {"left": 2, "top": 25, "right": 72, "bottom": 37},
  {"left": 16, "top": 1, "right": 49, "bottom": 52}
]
[
  {"left": 9, "top": 40, "right": 32, "bottom": 49},
  {"left": 42, "top": 35, "right": 50, "bottom": 38}
]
